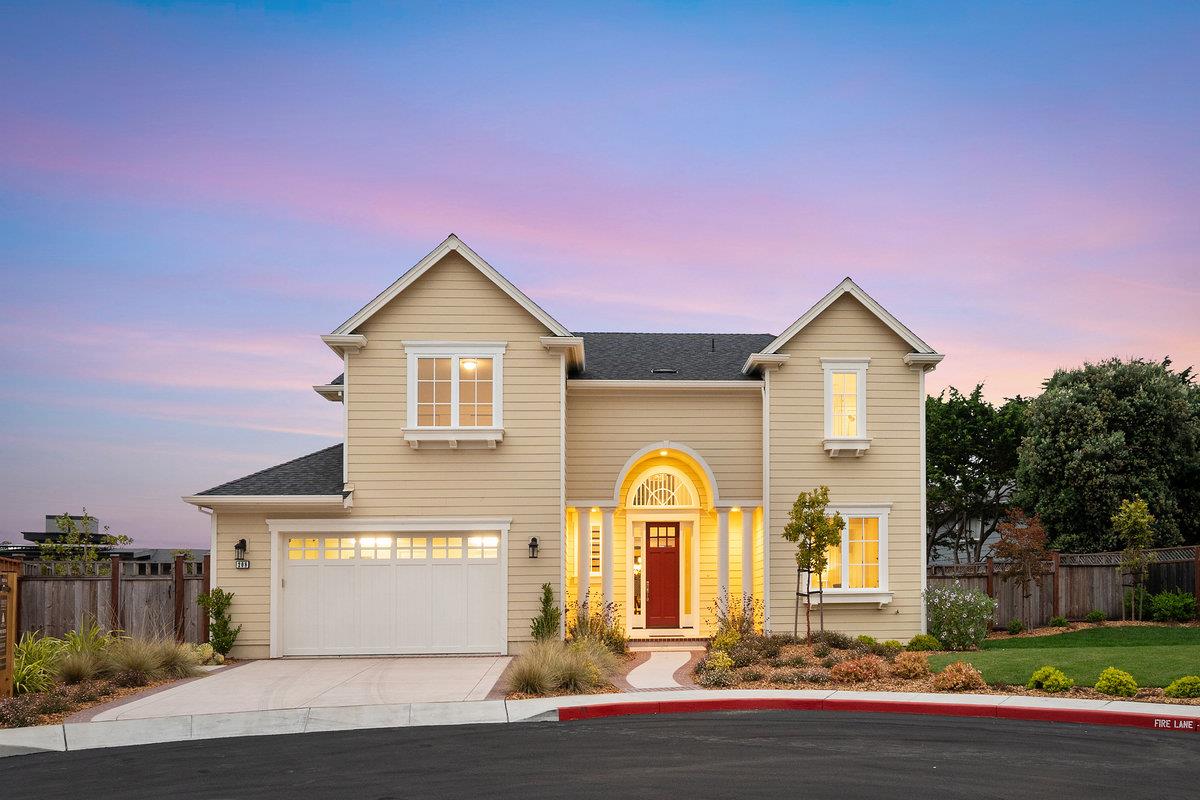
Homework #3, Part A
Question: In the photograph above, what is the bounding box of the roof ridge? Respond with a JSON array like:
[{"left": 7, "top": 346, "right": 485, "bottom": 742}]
[{"left": 575, "top": 331, "right": 776, "bottom": 337}]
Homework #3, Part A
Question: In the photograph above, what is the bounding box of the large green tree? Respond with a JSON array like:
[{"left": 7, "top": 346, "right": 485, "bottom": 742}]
[
  {"left": 1015, "top": 358, "right": 1200, "bottom": 552},
  {"left": 926, "top": 386, "right": 1028, "bottom": 562}
]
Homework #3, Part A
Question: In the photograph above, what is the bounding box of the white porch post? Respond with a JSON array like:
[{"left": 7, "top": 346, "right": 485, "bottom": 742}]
[
  {"left": 742, "top": 508, "right": 755, "bottom": 598},
  {"left": 578, "top": 509, "right": 591, "bottom": 605},
  {"left": 717, "top": 508, "right": 730, "bottom": 599},
  {"left": 601, "top": 509, "right": 614, "bottom": 606}
]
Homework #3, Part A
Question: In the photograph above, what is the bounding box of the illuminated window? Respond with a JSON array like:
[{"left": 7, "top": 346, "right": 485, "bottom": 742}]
[
  {"left": 467, "top": 534, "right": 499, "bottom": 559},
  {"left": 629, "top": 470, "right": 698, "bottom": 508},
  {"left": 324, "top": 536, "right": 356, "bottom": 560},
  {"left": 406, "top": 346, "right": 504, "bottom": 429},
  {"left": 812, "top": 510, "right": 888, "bottom": 593},
  {"left": 821, "top": 358, "right": 869, "bottom": 445},
  {"left": 589, "top": 524, "right": 602, "bottom": 576},
  {"left": 395, "top": 537, "right": 428, "bottom": 559},
  {"left": 431, "top": 537, "right": 464, "bottom": 560},
  {"left": 287, "top": 537, "right": 319, "bottom": 561},
  {"left": 358, "top": 536, "right": 393, "bottom": 559}
]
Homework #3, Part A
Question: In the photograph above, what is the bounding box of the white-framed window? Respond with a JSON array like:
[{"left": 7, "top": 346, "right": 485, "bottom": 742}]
[
  {"left": 589, "top": 523, "right": 602, "bottom": 577},
  {"left": 405, "top": 342, "right": 505, "bottom": 430},
  {"left": 821, "top": 358, "right": 870, "bottom": 455},
  {"left": 811, "top": 505, "right": 889, "bottom": 595}
]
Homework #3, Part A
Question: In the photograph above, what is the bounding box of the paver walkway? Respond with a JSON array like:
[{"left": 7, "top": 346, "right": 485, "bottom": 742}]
[
  {"left": 625, "top": 649, "right": 697, "bottom": 689},
  {"left": 90, "top": 656, "right": 510, "bottom": 721}
]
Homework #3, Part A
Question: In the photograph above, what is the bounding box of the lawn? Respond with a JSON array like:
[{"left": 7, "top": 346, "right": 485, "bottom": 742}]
[{"left": 927, "top": 626, "right": 1200, "bottom": 688}]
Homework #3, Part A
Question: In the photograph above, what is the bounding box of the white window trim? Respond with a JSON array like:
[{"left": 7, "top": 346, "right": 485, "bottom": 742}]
[
  {"left": 403, "top": 341, "right": 506, "bottom": 447},
  {"left": 589, "top": 522, "right": 602, "bottom": 577},
  {"left": 821, "top": 357, "right": 870, "bottom": 457},
  {"left": 814, "top": 503, "right": 891, "bottom": 607}
]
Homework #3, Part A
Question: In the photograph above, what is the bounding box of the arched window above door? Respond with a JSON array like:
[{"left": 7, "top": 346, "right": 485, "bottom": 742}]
[{"left": 628, "top": 469, "right": 699, "bottom": 508}]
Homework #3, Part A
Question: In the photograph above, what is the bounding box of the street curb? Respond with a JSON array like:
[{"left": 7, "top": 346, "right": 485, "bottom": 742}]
[{"left": 557, "top": 696, "right": 1200, "bottom": 733}]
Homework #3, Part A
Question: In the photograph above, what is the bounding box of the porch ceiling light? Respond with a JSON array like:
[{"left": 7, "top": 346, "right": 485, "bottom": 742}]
[
  {"left": 461, "top": 358, "right": 478, "bottom": 371},
  {"left": 659, "top": 449, "right": 668, "bottom": 456}
]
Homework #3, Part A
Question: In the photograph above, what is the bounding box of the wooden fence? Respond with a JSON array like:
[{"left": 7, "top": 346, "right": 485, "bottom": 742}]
[
  {"left": 18, "top": 555, "right": 211, "bottom": 643},
  {"left": 0, "top": 558, "right": 19, "bottom": 698},
  {"left": 928, "top": 546, "right": 1200, "bottom": 628}
]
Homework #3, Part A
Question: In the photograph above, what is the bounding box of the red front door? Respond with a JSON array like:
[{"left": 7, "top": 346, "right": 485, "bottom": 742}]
[{"left": 646, "top": 523, "right": 680, "bottom": 628}]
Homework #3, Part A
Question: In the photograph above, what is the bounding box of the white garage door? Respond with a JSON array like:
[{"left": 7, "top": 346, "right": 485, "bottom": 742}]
[{"left": 281, "top": 533, "right": 504, "bottom": 656}]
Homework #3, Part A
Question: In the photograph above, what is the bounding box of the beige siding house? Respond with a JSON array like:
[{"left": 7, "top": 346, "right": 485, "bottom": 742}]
[{"left": 185, "top": 235, "right": 943, "bottom": 658}]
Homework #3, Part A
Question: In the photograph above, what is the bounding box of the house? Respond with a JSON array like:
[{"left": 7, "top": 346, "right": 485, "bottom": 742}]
[{"left": 184, "top": 235, "right": 943, "bottom": 658}]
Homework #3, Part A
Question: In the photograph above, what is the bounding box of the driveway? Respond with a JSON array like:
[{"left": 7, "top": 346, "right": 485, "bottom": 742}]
[{"left": 87, "top": 656, "right": 510, "bottom": 721}]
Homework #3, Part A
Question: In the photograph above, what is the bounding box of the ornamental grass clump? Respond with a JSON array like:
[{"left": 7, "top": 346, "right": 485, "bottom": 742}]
[
  {"left": 1027, "top": 666, "right": 1074, "bottom": 693},
  {"left": 925, "top": 582, "right": 996, "bottom": 651},
  {"left": 829, "top": 654, "right": 887, "bottom": 683},
  {"left": 56, "top": 650, "right": 102, "bottom": 685},
  {"left": 890, "top": 651, "right": 932, "bottom": 679},
  {"left": 1094, "top": 667, "right": 1137, "bottom": 697},
  {"left": 933, "top": 661, "right": 987, "bottom": 691}
]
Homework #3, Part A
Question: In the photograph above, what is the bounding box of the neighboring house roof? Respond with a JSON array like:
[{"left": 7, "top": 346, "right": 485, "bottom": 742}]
[
  {"left": 572, "top": 333, "right": 775, "bottom": 381},
  {"left": 196, "top": 444, "right": 344, "bottom": 496},
  {"left": 330, "top": 234, "right": 573, "bottom": 338}
]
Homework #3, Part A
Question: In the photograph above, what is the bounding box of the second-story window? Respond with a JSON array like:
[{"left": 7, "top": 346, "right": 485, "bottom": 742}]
[
  {"left": 821, "top": 357, "right": 869, "bottom": 455},
  {"left": 406, "top": 343, "right": 505, "bottom": 430}
]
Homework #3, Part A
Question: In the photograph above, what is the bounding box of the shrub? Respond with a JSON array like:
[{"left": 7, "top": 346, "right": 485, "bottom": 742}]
[
  {"left": 568, "top": 596, "right": 628, "bottom": 655},
  {"left": 891, "top": 651, "right": 932, "bottom": 679},
  {"left": 710, "top": 629, "right": 741, "bottom": 654},
  {"left": 35, "top": 690, "right": 73, "bottom": 716},
  {"left": 698, "top": 667, "right": 735, "bottom": 687},
  {"left": 1049, "top": 616, "right": 1069, "bottom": 628},
  {"left": 709, "top": 593, "right": 762, "bottom": 639},
  {"left": 102, "top": 638, "right": 166, "bottom": 687},
  {"left": 529, "top": 583, "right": 562, "bottom": 641},
  {"left": 1163, "top": 676, "right": 1200, "bottom": 699},
  {"left": 0, "top": 694, "right": 43, "bottom": 728},
  {"left": 13, "top": 632, "right": 63, "bottom": 695},
  {"left": 1150, "top": 590, "right": 1197, "bottom": 623},
  {"left": 1095, "top": 667, "right": 1137, "bottom": 697},
  {"left": 62, "top": 618, "right": 112, "bottom": 657},
  {"left": 771, "top": 669, "right": 803, "bottom": 685},
  {"left": 56, "top": 650, "right": 102, "bottom": 685},
  {"left": 759, "top": 637, "right": 784, "bottom": 659},
  {"left": 741, "top": 668, "right": 765, "bottom": 682},
  {"left": 811, "top": 642, "right": 831, "bottom": 658},
  {"left": 797, "top": 669, "right": 831, "bottom": 684},
  {"left": 933, "top": 661, "right": 987, "bottom": 691},
  {"left": 926, "top": 582, "right": 996, "bottom": 651},
  {"left": 905, "top": 634, "right": 942, "bottom": 651},
  {"left": 1085, "top": 610, "right": 1106, "bottom": 625},
  {"left": 66, "top": 680, "right": 113, "bottom": 705},
  {"left": 856, "top": 635, "right": 878, "bottom": 647},
  {"left": 705, "top": 650, "right": 734, "bottom": 673},
  {"left": 197, "top": 588, "right": 242, "bottom": 656},
  {"left": 810, "top": 630, "right": 855, "bottom": 650},
  {"left": 821, "top": 656, "right": 841, "bottom": 669},
  {"left": 783, "top": 654, "right": 808, "bottom": 668},
  {"left": 1006, "top": 618, "right": 1025, "bottom": 636},
  {"left": 830, "top": 654, "right": 887, "bottom": 683},
  {"left": 1027, "top": 666, "right": 1074, "bottom": 693}
]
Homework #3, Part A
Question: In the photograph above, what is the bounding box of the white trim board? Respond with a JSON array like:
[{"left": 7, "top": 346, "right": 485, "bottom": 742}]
[
  {"left": 331, "top": 234, "right": 572, "bottom": 337},
  {"left": 182, "top": 495, "right": 346, "bottom": 509},
  {"left": 749, "top": 277, "right": 940, "bottom": 368}
]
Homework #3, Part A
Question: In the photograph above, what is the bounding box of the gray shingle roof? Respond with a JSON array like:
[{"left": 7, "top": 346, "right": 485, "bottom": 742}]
[
  {"left": 197, "top": 444, "right": 344, "bottom": 496},
  {"left": 573, "top": 333, "right": 775, "bottom": 381}
]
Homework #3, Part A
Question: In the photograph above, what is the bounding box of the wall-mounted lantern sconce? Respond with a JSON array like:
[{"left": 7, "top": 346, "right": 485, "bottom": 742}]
[
  {"left": 528, "top": 537, "right": 539, "bottom": 558},
  {"left": 234, "top": 538, "right": 250, "bottom": 570}
]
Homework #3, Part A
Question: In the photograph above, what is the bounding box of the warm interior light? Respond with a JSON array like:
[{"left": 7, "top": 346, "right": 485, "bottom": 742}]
[
  {"left": 659, "top": 449, "right": 668, "bottom": 456},
  {"left": 461, "top": 359, "right": 477, "bottom": 371},
  {"left": 591, "top": 506, "right": 600, "bottom": 513},
  {"left": 731, "top": 507, "right": 741, "bottom": 513}
]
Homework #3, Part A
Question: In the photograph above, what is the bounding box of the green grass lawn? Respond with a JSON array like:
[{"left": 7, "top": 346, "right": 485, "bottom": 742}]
[{"left": 927, "top": 626, "right": 1200, "bottom": 688}]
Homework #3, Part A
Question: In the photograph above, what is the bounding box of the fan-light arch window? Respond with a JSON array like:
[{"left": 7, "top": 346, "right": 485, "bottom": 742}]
[{"left": 629, "top": 470, "right": 698, "bottom": 508}]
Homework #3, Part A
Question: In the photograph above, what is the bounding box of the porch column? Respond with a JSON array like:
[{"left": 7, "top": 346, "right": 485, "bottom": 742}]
[
  {"left": 601, "top": 508, "right": 614, "bottom": 606},
  {"left": 742, "top": 508, "right": 755, "bottom": 599},
  {"left": 577, "top": 509, "right": 591, "bottom": 605},
  {"left": 717, "top": 508, "right": 730, "bottom": 598}
]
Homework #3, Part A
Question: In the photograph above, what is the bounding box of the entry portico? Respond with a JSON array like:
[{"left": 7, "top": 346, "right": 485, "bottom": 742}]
[{"left": 566, "top": 440, "right": 763, "bottom": 639}]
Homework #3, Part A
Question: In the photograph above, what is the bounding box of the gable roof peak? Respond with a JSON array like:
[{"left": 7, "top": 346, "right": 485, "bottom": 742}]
[{"left": 331, "top": 234, "right": 572, "bottom": 338}]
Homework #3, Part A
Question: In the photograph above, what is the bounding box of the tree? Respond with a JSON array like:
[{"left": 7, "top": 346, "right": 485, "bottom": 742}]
[
  {"left": 197, "top": 588, "right": 242, "bottom": 655},
  {"left": 781, "top": 486, "right": 844, "bottom": 639},
  {"left": 39, "top": 509, "right": 133, "bottom": 575},
  {"left": 1113, "top": 498, "right": 1155, "bottom": 621},
  {"left": 926, "top": 386, "right": 1028, "bottom": 562},
  {"left": 1016, "top": 358, "right": 1200, "bottom": 552},
  {"left": 529, "top": 583, "right": 562, "bottom": 641},
  {"left": 992, "top": 508, "right": 1049, "bottom": 625}
]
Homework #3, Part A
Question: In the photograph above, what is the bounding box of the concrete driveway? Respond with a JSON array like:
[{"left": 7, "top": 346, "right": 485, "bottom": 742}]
[{"left": 88, "top": 656, "right": 510, "bottom": 722}]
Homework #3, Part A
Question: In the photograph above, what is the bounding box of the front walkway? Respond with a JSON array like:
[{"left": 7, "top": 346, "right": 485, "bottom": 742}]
[{"left": 87, "top": 656, "right": 510, "bottom": 722}]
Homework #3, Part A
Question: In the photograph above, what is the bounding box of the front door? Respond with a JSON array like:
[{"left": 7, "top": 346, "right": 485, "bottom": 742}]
[{"left": 645, "top": 523, "right": 680, "bottom": 628}]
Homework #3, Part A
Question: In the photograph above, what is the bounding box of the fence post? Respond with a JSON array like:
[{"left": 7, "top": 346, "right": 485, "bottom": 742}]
[
  {"left": 985, "top": 557, "right": 994, "bottom": 597},
  {"left": 200, "top": 553, "right": 211, "bottom": 645},
  {"left": 109, "top": 555, "right": 121, "bottom": 633},
  {"left": 1052, "top": 551, "right": 1061, "bottom": 619},
  {"left": 173, "top": 553, "right": 185, "bottom": 643}
]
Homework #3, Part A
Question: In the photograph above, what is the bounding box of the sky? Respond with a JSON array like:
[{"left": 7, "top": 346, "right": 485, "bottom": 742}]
[{"left": 1, "top": 1, "right": 1197, "bottom": 547}]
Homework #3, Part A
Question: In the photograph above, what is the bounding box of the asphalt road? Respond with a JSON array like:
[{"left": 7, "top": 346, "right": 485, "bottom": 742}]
[{"left": 3, "top": 711, "right": 1197, "bottom": 799}]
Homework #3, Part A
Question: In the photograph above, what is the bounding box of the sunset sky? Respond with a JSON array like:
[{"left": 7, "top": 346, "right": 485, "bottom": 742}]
[{"left": 1, "top": 2, "right": 1197, "bottom": 547}]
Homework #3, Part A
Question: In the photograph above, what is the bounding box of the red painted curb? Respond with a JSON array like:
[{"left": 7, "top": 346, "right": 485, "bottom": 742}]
[{"left": 556, "top": 697, "right": 1200, "bottom": 733}]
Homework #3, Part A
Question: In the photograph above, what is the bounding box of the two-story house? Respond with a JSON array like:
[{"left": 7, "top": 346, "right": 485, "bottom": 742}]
[{"left": 184, "top": 235, "right": 943, "bottom": 658}]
